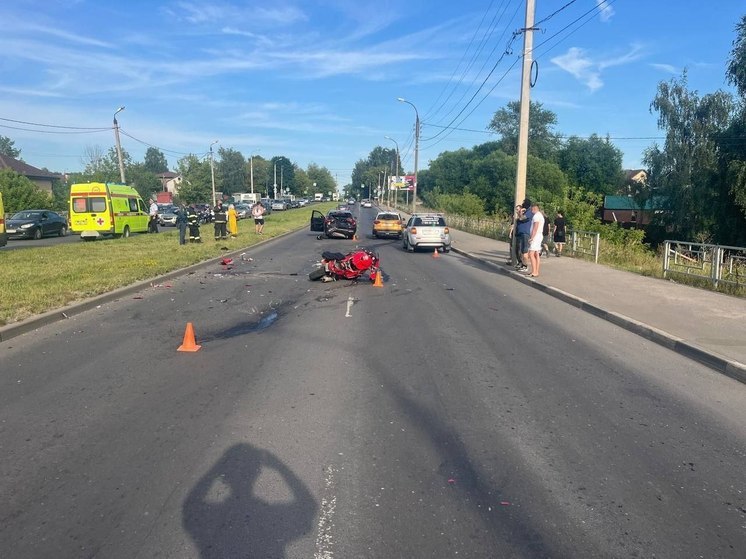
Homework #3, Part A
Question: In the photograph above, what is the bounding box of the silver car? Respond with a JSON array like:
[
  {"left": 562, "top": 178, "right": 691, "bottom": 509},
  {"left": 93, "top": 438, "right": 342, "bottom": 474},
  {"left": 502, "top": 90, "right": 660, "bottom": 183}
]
[{"left": 402, "top": 213, "right": 452, "bottom": 253}]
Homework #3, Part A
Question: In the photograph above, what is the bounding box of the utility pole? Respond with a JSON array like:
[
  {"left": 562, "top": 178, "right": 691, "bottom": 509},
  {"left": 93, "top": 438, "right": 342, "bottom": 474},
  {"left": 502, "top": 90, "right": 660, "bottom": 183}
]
[
  {"left": 385, "top": 136, "right": 400, "bottom": 209},
  {"left": 273, "top": 162, "right": 277, "bottom": 199},
  {"left": 511, "top": 0, "right": 536, "bottom": 265},
  {"left": 209, "top": 140, "right": 218, "bottom": 206},
  {"left": 250, "top": 155, "right": 254, "bottom": 194},
  {"left": 397, "top": 98, "right": 420, "bottom": 215},
  {"left": 113, "top": 107, "right": 126, "bottom": 183}
]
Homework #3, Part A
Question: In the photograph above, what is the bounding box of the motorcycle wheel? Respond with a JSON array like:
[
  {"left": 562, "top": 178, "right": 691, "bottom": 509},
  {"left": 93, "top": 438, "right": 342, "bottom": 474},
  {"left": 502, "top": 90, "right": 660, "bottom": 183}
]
[{"left": 309, "top": 267, "right": 327, "bottom": 281}]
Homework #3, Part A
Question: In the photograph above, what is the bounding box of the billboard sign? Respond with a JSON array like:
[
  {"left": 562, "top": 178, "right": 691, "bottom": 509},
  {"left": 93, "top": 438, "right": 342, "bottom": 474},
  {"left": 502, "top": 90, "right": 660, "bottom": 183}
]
[{"left": 389, "top": 175, "right": 414, "bottom": 191}]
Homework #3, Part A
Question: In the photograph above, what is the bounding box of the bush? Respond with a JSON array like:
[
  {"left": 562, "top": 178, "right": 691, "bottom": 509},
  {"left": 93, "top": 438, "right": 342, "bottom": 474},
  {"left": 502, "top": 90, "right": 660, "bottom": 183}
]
[{"left": 0, "top": 169, "right": 53, "bottom": 213}]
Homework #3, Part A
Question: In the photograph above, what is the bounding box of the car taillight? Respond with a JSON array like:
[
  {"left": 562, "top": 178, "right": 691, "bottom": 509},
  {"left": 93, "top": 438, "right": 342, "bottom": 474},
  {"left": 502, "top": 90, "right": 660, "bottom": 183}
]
[
  {"left": 373, "top": 220, "right": 380, "bottom": 225},
  {"left": 348, "top": 218, "right": 356, "bottom": 225}
]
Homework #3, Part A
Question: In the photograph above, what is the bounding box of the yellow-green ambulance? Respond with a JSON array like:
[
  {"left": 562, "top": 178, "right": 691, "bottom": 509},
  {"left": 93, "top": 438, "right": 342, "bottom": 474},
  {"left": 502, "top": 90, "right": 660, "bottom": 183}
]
[{"left": 69, "top": 183, "right": 149, "bottom": 240}]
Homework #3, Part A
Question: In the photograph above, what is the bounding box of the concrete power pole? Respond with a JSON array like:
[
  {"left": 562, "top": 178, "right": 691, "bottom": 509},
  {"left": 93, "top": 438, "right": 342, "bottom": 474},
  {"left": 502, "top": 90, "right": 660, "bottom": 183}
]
[
  {"left": 511, "top": 0, "right": 536, "bottom": 264},
  {"left": 113, "top": 107, "right": 126, "bottom": 183}
]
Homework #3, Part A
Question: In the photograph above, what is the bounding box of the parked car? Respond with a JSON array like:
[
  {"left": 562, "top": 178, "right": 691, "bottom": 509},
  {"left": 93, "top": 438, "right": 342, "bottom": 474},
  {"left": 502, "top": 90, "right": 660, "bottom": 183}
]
[
  {"left": 297, "top": 198, "right": 309, "bottom": 207},
  {"left": 158, "top": 210, "right": 178, "bottom": 227},
  {"left": 6, "top": 209, "right": 68, "bottom": 240},
  {"left": 402, "top": 213, "right": 451, "bottom": 252},
  {"left": 372, "top": 211, "right": 404, "bottom": 239},
  {"left": 271, "top": 199, "right": 289, "bottom": 211},
  {"left": 234, "top": 204, "right": 251, "bottom": 219}
]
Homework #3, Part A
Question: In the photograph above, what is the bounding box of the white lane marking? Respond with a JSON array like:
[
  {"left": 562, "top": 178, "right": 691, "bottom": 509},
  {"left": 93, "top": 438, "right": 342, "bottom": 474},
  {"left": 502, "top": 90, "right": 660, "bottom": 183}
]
[
  {"left": 315, "top": 465, "right": 337, "bottom": 559},
  {"left": 345, "top": 295, "right": 354, "bottom": 317}
]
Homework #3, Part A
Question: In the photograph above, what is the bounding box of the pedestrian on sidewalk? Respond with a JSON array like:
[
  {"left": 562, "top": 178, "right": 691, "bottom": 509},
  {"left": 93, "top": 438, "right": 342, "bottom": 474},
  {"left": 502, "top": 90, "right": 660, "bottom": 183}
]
[
  {"left": 541, "top": 217, "right": 551, "bottom": 257},
  {"left": 507, "top": 204, "right": 523, "bottom": 265},
  {"left": 515, "top": 199, "right": 533, "bottom": 271},
  {"left": 528, "top": 201, "right": 545, "bottom": 277},
  {"left": 553, "top": 210, "right": 566, "bottom": 256}
]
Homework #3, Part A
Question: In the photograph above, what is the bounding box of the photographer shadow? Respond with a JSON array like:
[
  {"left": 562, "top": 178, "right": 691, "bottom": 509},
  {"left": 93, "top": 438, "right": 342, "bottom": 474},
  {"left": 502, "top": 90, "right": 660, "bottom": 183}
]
[{"left": 183, "top": 443, "right": 317, "bottom": 559}]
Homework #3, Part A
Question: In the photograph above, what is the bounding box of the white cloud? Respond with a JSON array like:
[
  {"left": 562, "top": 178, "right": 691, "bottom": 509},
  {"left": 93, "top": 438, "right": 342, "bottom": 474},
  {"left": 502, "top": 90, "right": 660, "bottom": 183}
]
[
  {"left": 596, "top": 0, "right": 615, "bottom": 23},
  {"left": 650, "top": 63, "right": 678, "bottom": 74},
  {"left": 551, "top": 44, "right": 645, "bottom": 92}
]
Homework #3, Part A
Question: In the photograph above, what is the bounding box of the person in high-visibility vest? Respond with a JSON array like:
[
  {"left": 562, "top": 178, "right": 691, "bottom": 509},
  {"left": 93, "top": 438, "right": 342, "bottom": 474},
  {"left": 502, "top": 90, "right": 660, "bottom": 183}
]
[
  {"left": 187, "top": 204, "right": 201, "bottom": 243},
  {"left": 213, "top": 201, "right": 227, "bottom": 240}
]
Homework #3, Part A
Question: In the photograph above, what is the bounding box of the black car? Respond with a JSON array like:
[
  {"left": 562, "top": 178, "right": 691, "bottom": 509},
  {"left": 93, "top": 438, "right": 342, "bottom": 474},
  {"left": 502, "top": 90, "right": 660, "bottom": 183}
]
[
  {"left": 310, "top": 209, "right": 357, "bottom": 239},
  {"left": 6, "top": 210, "right": 68, "bottom": 240}
]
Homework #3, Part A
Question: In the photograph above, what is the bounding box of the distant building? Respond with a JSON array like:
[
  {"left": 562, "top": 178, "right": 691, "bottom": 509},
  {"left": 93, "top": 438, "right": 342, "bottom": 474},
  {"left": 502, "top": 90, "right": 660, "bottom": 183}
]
[
  {"left": 603, "top": 195, "right": 668, "bottom": 227},
  {"left": 156, "top": 171, "right": 182, "bottom": 193},
  {"left": 0, "top": 154, "right": 61, "bottom": 194},
  {"left": 625, "top": 169, "right": 648, "bottom": 184}
]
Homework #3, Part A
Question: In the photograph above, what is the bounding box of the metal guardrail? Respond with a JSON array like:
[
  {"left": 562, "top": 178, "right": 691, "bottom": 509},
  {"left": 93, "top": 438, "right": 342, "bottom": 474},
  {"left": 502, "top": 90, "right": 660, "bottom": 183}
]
[
  {"left": 568, "top": 229, "right": 600, "bottom": 263},
  {"left": 663, "top": 240, "right": 746, "bottom": 288}
]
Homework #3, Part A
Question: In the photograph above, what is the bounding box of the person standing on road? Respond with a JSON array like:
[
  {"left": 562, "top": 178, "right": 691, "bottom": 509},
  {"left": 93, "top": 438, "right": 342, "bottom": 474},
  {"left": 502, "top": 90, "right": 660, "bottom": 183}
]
[
  {"left": 514, "top": 198, "right": 533, "bottom": 271},
  {"left": 187, "top": 204, "right": 201, "bottom": 243},
  {"left": 227, "top": 204, "right": 238, "bottom": 238},
  {"left": 528, "top": 201, "right": 545, "bottom": 278},
  {"left": 176, "top": 204, "right": 188, "bottom": 245},
  {"left": 213, "top": 201, "right": 227, "bottom": 240},
  {"left": 149, "top": 199, "right": 159, "bottom": 233},
  {"left": 251, "top": 201, "right": 266, "bottom": 235},
  {"left": 553, "top": 210, "right": 566, "bottom": 257}
]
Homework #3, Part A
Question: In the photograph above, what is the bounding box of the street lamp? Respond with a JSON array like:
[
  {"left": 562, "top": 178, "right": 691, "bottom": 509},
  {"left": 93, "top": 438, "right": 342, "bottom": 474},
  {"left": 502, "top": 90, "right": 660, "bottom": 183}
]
[
  {"left": 397, "top": 97, "right": 419, "bottom": 214},
  {"left": 250, "top": 149, "right": 261, "bottom": 194},
  {"left": 385, "top": 135, "right": 399, "bottom": 208},
  {"left": 113, "top": 106, "right": 126, "bottom": 183},
  {"left": 209, "top": 140, "right": 219, "bottom": 206}
]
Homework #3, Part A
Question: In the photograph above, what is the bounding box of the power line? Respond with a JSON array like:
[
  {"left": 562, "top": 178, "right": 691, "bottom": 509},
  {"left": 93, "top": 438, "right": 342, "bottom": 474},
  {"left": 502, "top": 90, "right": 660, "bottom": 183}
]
[
  {"left": 118, "top": 129, "right": 205, "bottom": 157},
  {"left": 0, "top": 123, "right": 109, "bottom": 135},
  {"left": 0, "top": 116, "right": 110, "bottom": 131}
]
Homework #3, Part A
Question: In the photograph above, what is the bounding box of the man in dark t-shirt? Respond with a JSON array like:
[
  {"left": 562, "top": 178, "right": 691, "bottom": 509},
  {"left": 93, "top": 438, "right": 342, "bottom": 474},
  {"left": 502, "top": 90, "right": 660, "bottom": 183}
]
[{"left": 553, "top": 211, "right": 566, "bottom": 257}]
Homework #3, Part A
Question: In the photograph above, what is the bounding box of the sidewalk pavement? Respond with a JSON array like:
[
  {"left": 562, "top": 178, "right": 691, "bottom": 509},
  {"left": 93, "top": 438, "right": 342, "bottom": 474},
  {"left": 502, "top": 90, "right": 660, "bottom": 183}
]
[{"left": 448, "top": 228, "right": 746, "bottom": 383}]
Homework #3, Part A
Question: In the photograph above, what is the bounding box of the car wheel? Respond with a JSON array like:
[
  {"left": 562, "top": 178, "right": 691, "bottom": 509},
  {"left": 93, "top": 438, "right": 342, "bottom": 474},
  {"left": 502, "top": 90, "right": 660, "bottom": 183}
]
[
  {"left": 34, "top": 227, "right": 43, "bottom": 240},
  {"left": 59, "top": 226, "right": 67, "bottom": 237},
  {"left": 122, "top": 225, "right": 131, "bottom": 238},
  {"left": 309, "top": 267, "right": 327, "bottom": 281}
]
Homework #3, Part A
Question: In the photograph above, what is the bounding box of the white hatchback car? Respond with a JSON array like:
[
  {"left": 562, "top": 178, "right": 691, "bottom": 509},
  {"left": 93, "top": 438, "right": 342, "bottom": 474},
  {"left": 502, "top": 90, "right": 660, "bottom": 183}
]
[{"left": 402, "top": 213, "right": 451, "bottom": 252}]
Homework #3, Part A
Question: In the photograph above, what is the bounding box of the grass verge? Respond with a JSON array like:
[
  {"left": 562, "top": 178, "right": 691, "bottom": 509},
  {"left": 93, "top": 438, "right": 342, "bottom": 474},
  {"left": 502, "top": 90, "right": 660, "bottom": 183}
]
[{"left": 0, "top": 204, "right": 336, "bottom": 326}]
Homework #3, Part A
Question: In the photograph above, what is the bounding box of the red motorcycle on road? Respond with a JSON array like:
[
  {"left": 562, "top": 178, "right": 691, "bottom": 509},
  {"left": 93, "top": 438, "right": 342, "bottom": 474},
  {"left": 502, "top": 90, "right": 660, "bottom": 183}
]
[{"left": 309, "top": 248, "right": 380, "bottom": 282}]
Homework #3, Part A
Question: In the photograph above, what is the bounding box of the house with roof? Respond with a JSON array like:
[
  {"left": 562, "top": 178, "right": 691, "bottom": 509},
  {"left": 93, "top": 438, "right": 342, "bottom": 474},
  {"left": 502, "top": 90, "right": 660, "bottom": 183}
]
[
  {"left": 0, "top": 154, "right": 61, "bottom": 194},
  {"left": 603, "top": 195, "right": 669, "bottom": 227},
  {"left": 157, "top": 171, "right": 182, "bottom": 194}
]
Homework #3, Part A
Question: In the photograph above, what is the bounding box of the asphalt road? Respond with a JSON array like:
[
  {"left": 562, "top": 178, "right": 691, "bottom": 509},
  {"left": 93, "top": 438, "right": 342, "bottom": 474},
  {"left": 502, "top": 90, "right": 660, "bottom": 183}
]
[{"left": 1, "top": 206, "right": 744, "bottom": 558}]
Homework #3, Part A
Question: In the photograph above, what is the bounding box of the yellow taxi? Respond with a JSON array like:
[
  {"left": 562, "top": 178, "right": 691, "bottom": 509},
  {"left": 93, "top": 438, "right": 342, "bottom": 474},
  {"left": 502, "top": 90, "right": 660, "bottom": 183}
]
[{"left": 372, "top": 211, "right": 404, "bottom": 239}]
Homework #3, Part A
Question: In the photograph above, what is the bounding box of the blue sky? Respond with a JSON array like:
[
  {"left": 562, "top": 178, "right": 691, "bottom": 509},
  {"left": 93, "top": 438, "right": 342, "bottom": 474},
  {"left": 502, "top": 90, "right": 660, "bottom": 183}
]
[{"left": 0, "top": 0, "right": 743, "bottom": 190}]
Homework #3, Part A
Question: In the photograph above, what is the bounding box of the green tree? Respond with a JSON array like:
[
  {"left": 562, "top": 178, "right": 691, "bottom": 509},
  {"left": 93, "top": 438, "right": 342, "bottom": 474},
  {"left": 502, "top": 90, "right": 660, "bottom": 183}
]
[
  {"left": 127, "top": 163, "right": 161, "bottom": 200},
  {"left": 143, "top": 147, "right": 169, "bottom": 174},
  {"left": 217, "top": 147, "right": 246, "bottom": 195},
  {"left": 488, "top": 101, "right": 562, "bottom": 161},
  {"left": 644, "top": 72, "right": 733, "bottom": 240},
  {"left": 306, "top": 163, "right": 336, "bottom": 195},
  {"left": 727, "top": 15, "right": 746, "bottom": 100},
  {"left": 558, "top": 134, "right": 624, "bottom": 195},
  {"left": 175, "top": 154, "right": 212, "bottom": 203},
  {"left": 0, "top": 169, "right": 53, "bottom": 213},
  {"left": 0, "top": 135, "right": 21, "bottom": 158}
]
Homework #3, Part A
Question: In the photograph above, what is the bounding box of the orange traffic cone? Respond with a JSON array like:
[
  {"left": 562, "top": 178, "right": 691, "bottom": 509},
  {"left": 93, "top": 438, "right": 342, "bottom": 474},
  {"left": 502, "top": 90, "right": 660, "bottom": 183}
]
[
  {"left": 432, "top": 248, "right": 440, "bottom": 258},
  {"left": 373, "top": 270, "right": 384, "bottom": 287},
  {"left": 177, "top": 322, "right": 202, "bottom": 352}
]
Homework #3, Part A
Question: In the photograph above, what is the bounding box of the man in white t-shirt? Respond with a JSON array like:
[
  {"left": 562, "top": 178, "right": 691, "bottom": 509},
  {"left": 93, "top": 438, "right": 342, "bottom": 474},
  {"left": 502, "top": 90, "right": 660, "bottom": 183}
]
[{"left": 528, "top": 202, "right": 545, "bottom": 277}]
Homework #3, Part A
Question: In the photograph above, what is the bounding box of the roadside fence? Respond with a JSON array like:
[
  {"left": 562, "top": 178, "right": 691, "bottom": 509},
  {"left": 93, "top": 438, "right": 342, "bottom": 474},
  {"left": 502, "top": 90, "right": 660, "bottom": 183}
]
[
  {"left": 663, "top": 240, "right": 746, "bottom": 289},
  {"left": 568, "top": 230, "right": 601, "bottom": 263}
]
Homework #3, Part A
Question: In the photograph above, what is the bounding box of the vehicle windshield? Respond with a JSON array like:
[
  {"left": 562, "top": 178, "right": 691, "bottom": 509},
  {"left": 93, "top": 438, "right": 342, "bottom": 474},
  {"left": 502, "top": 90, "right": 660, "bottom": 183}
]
[
  {"left": 11, "top": 211, "right": 42, "bottom": 219},
  {"left": 377, "top": 213, "right": 400, "bottom": 221},
  {"left": 329, "top": 211, "right": 352, "bottom": 218}
]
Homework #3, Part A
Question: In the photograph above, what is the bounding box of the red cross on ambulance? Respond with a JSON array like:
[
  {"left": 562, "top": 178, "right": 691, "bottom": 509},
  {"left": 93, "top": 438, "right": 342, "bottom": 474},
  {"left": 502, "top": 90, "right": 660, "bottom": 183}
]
[{"left": 96, "top": 217, "right": 105, "bottom": 225}]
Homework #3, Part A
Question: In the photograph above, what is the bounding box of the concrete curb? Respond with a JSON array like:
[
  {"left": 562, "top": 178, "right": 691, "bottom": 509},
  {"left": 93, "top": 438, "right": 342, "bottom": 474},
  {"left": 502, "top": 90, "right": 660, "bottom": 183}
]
[
  {"left": 0, "top": 229, "right": 294, "bottom": 344},
  {"left": 451, "top": 246, "right": 746, "bottom": 385}
]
